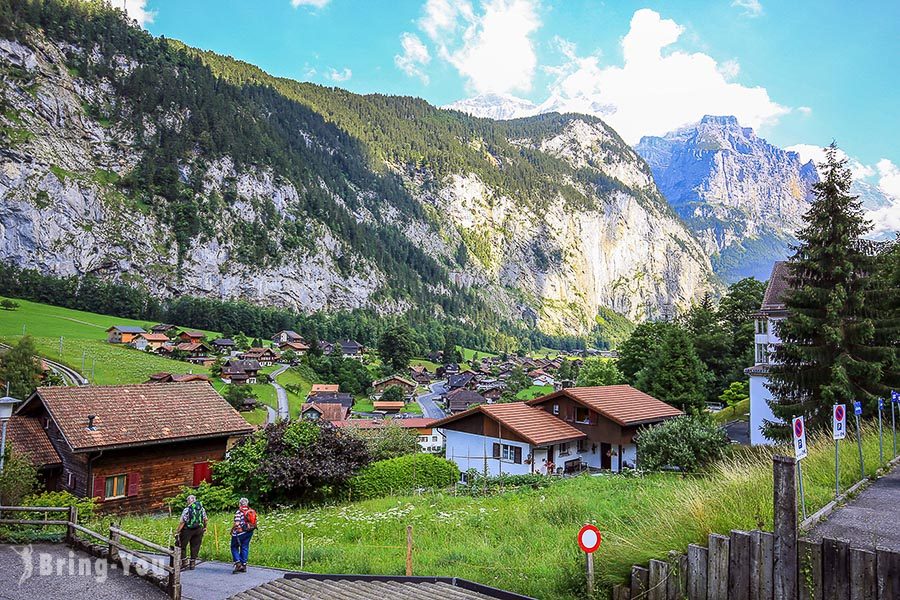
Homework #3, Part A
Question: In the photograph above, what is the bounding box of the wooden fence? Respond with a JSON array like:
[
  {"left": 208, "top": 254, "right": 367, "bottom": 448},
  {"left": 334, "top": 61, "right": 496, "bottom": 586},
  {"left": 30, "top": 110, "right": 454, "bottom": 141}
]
[
  {"left": 0, "top": 505, "right": 181, "bottom": 599},
  {"left": 612, "top": 456, "right": 900, "bottom": 600}
]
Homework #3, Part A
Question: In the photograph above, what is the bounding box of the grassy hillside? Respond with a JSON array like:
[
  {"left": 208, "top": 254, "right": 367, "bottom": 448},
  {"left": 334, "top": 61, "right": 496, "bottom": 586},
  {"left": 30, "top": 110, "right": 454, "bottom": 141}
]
[
  {"left": 108, "top": 425, "right": 892, "bottom": 598},
  {"left": 0, "top": 296, "right": 218, "bottom": 384}
]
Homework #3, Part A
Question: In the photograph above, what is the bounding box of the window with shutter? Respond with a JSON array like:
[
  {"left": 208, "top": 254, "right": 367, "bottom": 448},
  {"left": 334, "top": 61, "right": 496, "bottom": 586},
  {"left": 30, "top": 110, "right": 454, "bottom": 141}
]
[
  {"left": 92, "top": 475, "right": 105, "bottom": 501},
  {"left": 126, "top": 472, "right": 141, "bottom": 497},
  {"left": 513, "top": 447, "right": 522, "bottom": 464},
  {"left": 492, "top": 443, "right": 501, "bottom": 458},
  {"left": 193, "top": 462, "right": 211, "bottom": 486}
]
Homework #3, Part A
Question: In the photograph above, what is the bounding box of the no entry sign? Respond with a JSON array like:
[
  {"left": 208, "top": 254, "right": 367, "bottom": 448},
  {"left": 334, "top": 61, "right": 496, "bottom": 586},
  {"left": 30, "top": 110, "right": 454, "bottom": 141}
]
[
  {"left": 793, "top": 416, "right": 807, "bottom": 460},
  {"left": 577, "top": 524, "right": 602, "bottom": 554},
  {"left": 833, "top": 404, "right": 846, "bottom": 440}
]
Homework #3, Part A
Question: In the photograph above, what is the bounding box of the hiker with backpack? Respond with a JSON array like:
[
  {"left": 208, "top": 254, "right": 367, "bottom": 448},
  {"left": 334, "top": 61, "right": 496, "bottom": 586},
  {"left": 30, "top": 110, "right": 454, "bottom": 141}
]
[
  {"left": 230, "top": 497, "right": 257, "bottom": 573},
  {"left": 175, "top": 494, "right": 207, "bottom": 570}
]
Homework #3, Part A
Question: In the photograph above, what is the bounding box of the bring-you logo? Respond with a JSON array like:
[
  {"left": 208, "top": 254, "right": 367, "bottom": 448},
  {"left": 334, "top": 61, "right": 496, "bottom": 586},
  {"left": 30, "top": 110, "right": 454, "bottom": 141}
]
[{"left": 9, "top": 544, "right": 153, "bottom": 585}]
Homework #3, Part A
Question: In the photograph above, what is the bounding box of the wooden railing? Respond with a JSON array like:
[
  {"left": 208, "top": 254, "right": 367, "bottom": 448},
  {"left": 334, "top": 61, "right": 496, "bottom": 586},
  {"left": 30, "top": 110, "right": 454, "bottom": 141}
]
[{"left": 0, "top": 505, "right": 181, "bottom": 599}]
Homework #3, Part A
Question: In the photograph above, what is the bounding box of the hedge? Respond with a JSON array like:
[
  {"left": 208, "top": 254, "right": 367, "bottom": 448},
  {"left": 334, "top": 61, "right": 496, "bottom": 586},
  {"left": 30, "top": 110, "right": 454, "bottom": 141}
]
[{"left": 349, "top": 453, "right": 459, "bottom": 500}]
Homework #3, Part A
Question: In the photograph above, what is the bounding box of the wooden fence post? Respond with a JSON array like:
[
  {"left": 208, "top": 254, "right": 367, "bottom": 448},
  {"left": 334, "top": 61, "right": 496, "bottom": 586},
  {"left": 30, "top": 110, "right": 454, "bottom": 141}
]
[
  {"left": 631, "top": 565, "right": 649, "bottom": 599},
  {"left": 648, "top": 559, "right": 668, "bottom": 600},
  {"left": 822, "top": 538, "right": 849, "bottom": 600},
  {"left": 876, "top": 548, "right": 900, "bottom": 600},
  {"left": 66, "top": 506, "right": 77, "bottom": 545},
  {"left": 849, "top": 547, "right": 875, "bottom": 600},
  {"left": 667, "top": 551, "right": 686, "bottom": 600},
  {"left": 729, "top": 530, "right": 752, "bottom": 600},
  {"left": 687, "top": 544, "right": 709, "bottom": 600},
  {"left": 169, "top": 544, "right": 182, "bottom": 600},
  {"left": 108, "top": 524, "right": 120, "bottom": 564},
  {"left": 613, "top": 584, "right": 633, "bottom": 600},
  {"left": 707, "top": 534, "right": 729, "bottom": 600},
  {"left": 797, "top": 539, "right": 822, "bottom": 600},
  {"left": 405, "top": 525, "right": 413, "bottom": 577},
  {"left": 773, "top": 456, "right": 798, "bottom": 600}
]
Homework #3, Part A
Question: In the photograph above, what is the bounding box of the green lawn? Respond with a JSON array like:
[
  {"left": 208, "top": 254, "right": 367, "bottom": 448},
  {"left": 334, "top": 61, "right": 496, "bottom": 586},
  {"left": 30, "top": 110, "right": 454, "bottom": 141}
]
[
  {"left": 352, "top": 397, "right": 375, "bottom": 413},
  {"left": 410, "top": 357, "right": 440, "bottom": 371},
  {"left": 515, "top": 385, "right": 554, "bottom": 400},
  {"left": 458, "top": 346, "right": 496, "bottom": 361},
  {"left": 402, "top": 402, "right": 422, "bottom": 414},
  {"left": 240, "top": 407, "right": 269, "bottom": 426},
  {"left": 108, "top": 425, "right": 892, "bottom": 599},
  {"left": 713, "top": 398, "right": 751, "bottom": 424}
]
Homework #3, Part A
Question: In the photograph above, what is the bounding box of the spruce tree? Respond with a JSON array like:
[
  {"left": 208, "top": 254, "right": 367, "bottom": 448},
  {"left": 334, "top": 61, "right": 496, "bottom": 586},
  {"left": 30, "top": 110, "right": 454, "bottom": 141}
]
[
  {"left": 634, "top": 326, "right": 710, "bottom": 414},
  {"left": 765, "top": 144, "right": 894, "bottom": 438}
]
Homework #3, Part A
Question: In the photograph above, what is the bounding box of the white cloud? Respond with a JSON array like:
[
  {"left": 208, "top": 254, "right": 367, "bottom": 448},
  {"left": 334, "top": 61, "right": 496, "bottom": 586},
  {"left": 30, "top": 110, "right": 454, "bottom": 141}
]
[
  {"left": 876, "top": 159, "right": 900, "bottom": 198},
  {"left": 418, "top": 0, "right": 540, "bottom": 95},
  {"left": 785, "top": 144, "right": 875, "bottom": 180},
  {"left": 718, "top": 59, "right": 741, "bottom": 80},
  {"left": 291, "top": 0, "right": 331, "bottom": 8},
  {"left": 123, "top": 0, "right": 155, "bottom": 27},
  {"left": 797, "top": 106, "right": 812, "bottom": 115},
  {"left": 326, "top": 67, "right": 352, "bottom": 82},
  {"left": 542, "top": 9, "right": 788, "bottom": 143},
  {"left": 395, "top": 33, "right": 431, "bottom": 84},
  {"left": 732, "top": 0, "right": 763, "bottom": 17}
]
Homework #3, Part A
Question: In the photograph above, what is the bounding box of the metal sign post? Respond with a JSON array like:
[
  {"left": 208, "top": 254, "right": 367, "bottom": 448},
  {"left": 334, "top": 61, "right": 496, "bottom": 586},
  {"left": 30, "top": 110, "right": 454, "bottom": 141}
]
[
  {"left": 833, "top": 404, "right": 846, "bottom": 500},
  {"left": 792, "top": 416, "right": 808, "bottom": 521},
  {"left": 892, "top": 391, "right": 899, "bottom": 457},
  {"left": 577, "top": 524, "right": 601, "bottom": 596},
  {"left": 853, "top": 401, "right": 864, "bottom": 479},
  {"left": 878, "top": 397, "right": 884, "bottom": 464}
]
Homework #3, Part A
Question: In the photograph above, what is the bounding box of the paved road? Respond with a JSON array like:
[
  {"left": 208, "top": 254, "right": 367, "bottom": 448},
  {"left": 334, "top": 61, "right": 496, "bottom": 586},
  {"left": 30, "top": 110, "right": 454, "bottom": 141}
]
[
  {"left": 417, "top": 381, "right": 447, "bottom": 419},
  {"left": 269, "top": 364, "right": 290, "bottom": 421},
  {"left": 0, "top": 543, "right": 166, "bottom": 599},
  {"left": 264, "top": 405, "right": 277, "bottom": 425},
  {"left": 180, "top": 559, "right": 286, "bottom": 600},
  {"left": 723, "top": 419, "right": 750, "bottom": 445},
  {"left": 805, "top": 461, "right": 900, "bottom": 551},
  {"left": 0, "top": 343, "right": 88, "bottom": 386}
]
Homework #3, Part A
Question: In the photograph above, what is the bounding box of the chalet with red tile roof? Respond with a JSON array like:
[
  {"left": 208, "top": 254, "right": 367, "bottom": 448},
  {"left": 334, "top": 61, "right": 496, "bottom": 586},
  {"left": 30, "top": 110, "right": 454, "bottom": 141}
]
[
  {"left": 372, "top": 401, "right": 406, "bottom": 413},
  {"left": 6, "top": 414, "right": 63, "bottom": 488},
  {"left": 11, "top": 382, "right": 253, "bottom": 512},
  {"left": 240, "top": 346, "right": 280, "bottom": 366},
  {"left": 178, "top": 330, "right": 206, "bottom": 344},
  {"left": 433, "top": 403, "right": 586, "bottom": 476},
  {"left": 278, "top": 341, "right": 310, "bottom": 355},
  {"left": 371, "top": 375, "right": 416, "bottom": 398},
  {"left": 527, "top": 385, "right": 682, "bottom": 471},
  {"left": 131, "top": 332, "right": 170, "bottom": 351},
  {"left": 446, "top": 388, "right": 487, "bottom": 413},
  {"left": 300, "top": 402, "right": 350, "bottom": 421}
]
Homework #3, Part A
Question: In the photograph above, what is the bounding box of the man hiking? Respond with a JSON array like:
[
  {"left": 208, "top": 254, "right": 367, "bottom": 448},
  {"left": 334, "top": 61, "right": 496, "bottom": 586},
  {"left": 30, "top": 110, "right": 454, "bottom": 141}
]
[
  {"left": 230, "top": 497, "right": 257, "bottom": 573},
  {"left": 175, "top": 494, "right": 207, "bottom": 570}
]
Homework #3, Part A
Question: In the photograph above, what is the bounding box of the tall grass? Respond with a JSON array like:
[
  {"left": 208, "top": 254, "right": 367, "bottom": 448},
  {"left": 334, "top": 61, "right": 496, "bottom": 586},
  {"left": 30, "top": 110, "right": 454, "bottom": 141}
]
[{"left": 106, "top": 424, "right": 894, "bottom": 599}]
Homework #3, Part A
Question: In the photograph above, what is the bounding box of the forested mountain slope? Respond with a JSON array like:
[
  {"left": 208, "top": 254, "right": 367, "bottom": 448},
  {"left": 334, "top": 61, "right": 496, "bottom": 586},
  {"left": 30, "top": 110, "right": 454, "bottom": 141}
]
[{"left": 0, "top": 0, "right": 716, "bottom": 338}]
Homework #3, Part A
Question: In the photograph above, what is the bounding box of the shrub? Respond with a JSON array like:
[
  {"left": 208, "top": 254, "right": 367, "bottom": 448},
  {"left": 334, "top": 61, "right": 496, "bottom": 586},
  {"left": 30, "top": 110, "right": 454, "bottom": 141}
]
[
  {"left": 349, "top": 421, "right": 421, "bottom": 461},
  {"left": 0, "top": 451, "right": 38, "bottom": 505},
  {"left": 635, "top": 415, "right": 729, "bottom": 472},
  {"left": 166, "top": 481, "right": 239, "bottom": 512},
  {"left": 22, "top": 491, "right": 97, "bottom": 522},
  {"left": 458, "top": 471, "right": 552, "bottom": 496},
  {"left": 349, "top": 454, "right": 459, "bottom": 500}
]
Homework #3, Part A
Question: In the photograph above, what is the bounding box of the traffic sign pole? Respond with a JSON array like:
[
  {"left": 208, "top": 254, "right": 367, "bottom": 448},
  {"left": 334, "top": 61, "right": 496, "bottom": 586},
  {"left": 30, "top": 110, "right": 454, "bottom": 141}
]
[
  {"left": 792, "top": 416, "right": 808, "bottom": 521},
  {"left": 835, "top": 438, "right": 840, "bottom": 500},
  {"left": 893, "top": 395, "right": 897, "bottom": 457},
  {"left": 577, "top": 523, "right": 601, "bottom": 596},
  {"left": 854, "top": 402, "right": 864, "bottom": 480},
  {"left": 833, "top": 404, "right": 846, "bottom": 500},
  {"left": 878, "top": 398, "right": 884, "bottom": 464}
]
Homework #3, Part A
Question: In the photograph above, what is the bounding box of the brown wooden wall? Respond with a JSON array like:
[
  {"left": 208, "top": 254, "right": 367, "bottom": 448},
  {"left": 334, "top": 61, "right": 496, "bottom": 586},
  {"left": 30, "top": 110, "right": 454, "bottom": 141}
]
[
  {"left": 531, "top": 397, "right": 634, "bottom": 444},
  {"left": 442, "top": 413, "right": 529, "bottom": 444},
  {"left": 90, "top": 437, "right": 229, "bottom": 513}
]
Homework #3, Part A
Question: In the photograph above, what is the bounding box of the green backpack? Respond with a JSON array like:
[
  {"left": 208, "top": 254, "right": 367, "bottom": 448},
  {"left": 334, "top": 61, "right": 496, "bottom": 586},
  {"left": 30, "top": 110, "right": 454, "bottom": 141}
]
[{"left": 186, "top": 501, "right": 204, "bottom": 529}]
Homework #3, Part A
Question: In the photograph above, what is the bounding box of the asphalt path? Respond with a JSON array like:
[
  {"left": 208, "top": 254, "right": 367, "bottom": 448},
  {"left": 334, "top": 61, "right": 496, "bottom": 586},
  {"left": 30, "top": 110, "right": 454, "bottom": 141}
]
[
  {"left": 417, "top": 381, "right": 447, "bottom": 419},
  {"left": 268, "top": 364, "right": 290, "bottom": 421},
  {"left": 806, "top": 461, "right": 900, "bottom": 551}
]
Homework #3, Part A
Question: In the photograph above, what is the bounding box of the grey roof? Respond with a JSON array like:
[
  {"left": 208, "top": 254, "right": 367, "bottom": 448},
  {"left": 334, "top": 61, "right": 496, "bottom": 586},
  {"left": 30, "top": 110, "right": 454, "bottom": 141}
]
[
  {"left": 108, "top": 325, "right": 146, "bottom": 333},
  {"left": 230, "top": 575, "right": 533, "bottom": 600}
]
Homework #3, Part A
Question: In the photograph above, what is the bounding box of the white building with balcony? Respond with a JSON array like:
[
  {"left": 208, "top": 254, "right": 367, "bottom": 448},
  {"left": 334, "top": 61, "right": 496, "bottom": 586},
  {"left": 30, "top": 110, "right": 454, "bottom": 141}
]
[{"left": 745, "top": 262, "right": 790, "bottom": 445}]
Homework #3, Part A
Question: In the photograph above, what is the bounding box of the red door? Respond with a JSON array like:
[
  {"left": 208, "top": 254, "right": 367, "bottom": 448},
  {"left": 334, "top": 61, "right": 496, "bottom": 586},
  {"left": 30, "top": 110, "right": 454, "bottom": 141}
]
[{"left": 192, "top": 462, "right": 211, "bottom": 486}]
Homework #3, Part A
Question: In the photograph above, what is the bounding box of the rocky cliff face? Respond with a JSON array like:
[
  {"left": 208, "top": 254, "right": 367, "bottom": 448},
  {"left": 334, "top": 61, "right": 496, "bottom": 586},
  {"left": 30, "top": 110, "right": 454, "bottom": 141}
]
[
  {"left": 635, "top": 115, "right": 818, "bottom": 281},
  {"left": 0, "top": 22, "right": 717, "bottom": 335}
]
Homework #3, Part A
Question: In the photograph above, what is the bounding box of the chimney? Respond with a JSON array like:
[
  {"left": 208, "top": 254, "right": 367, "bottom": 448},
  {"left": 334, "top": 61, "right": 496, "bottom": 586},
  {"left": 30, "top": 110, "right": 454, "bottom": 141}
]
[{"left": 87, "top": 415, "right": 96, "bottom": 430}]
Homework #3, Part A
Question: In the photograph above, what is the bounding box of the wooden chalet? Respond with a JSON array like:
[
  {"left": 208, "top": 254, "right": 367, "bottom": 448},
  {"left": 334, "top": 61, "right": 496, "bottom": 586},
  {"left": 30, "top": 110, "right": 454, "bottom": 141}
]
[
  {"left": 272, "top": 330, "right": 303, "bottom": 344},
  {"left": 372, "top": 401, "right": 406, "bottom": 413},
  {"left": 211, "top": 338, "right": 236, "bottom": 353},
  {"left": 178, "top": 330, "right": 206, "bottom": 344},
  {"left": 145, "top": 372, "right": 211, "bottom": 383},
  {"left": 150, "top": 323, "right": 177, "bottom": 334},
  {"left": 106, "top": 325, "right": 145, "bottom": 344},
  {"left": 446, "top": 388, "right": 487, "bottom": 413},
  {"left": 409, "top": 365, "right": 432, "bottom": 384},
  {"left": 132, "top": 332, "right": 170, "bottom": 351},
  {"left": 222, "top": 359, "right": 260, "bottom": 384},
  {"left": 8, "top": 382, "right": 253, "bottom": 512},
  {"left": 447, "top": 372, "right": 475, "bottom": 391},
  {"left": 240, "top": 347, "right": 281, "bottom": 367},
  {"left": 527, "top": 385, "right": 682, "bottom": 471},
  {"left": 300, "top": 402, "right": 350, "bottom": 421},
  {"left": 371, "top": 375, "right": 416, "bottom": 397}
]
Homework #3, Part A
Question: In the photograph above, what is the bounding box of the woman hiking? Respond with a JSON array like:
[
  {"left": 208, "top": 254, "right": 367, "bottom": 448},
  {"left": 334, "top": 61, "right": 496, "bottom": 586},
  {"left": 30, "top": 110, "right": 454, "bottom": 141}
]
[
  {"left": 175, "top": 494, "right": 207, "bottom": 570},
  {"left": 230, "top": 497, "right": 258, "bottom": 573}
]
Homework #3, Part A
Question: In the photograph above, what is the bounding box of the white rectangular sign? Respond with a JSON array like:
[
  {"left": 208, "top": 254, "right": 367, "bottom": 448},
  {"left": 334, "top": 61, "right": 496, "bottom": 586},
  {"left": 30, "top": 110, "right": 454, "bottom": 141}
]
[
  {"left": 792, "top": 415, "right": 808, "bottom": 460},
  {"left": 833, "top": 404, "right": 846, "bottom": 440}
]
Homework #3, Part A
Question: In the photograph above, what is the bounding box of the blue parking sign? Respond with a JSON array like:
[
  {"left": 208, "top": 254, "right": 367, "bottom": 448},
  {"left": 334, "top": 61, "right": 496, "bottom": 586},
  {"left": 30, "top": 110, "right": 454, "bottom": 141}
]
[
  {"left": 893, "top": 390, "right": 900, "bottom": 403},
  {"left": 854, "top": 401, "right": 862, "bottom": 416},
  {"left": 879, "top": 398, "right": 884, "bottom": 411}
]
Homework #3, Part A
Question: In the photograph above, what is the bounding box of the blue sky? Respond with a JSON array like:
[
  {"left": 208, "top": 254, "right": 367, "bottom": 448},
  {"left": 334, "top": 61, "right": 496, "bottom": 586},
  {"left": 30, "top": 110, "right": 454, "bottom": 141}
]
[{"left": 128, "top": 0, "right": 899, "bottom": 201}]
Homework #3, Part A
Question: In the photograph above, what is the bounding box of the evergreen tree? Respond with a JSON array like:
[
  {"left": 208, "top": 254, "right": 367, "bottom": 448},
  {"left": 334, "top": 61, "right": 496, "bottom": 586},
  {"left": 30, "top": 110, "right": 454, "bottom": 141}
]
[
  {"left": 575, "top": 358, "right": 624, "bottom": 387},
  {"left": 765, "top": 144, "right": 895, "bottom": 438},
  {"left": 635, "top": 326, "right": 710, "bottom": 414},
  {"left": 441, "top": 333, "right": 462, "bottom": 364},
  {"left": 0, "top": 336, "right": 43, "bottom": 399},
  {"left": 617, "top": 321, "right": 673, "bottom": 383},
  {"left": 377, "top": 324, "right": 415, "bottom": 373}
]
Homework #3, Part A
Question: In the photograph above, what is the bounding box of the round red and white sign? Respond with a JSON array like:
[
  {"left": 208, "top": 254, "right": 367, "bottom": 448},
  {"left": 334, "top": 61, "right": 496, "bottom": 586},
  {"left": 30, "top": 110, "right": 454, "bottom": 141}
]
[
  {"left": 577, "top": 524, "right": 602, "bottom": 554},
  {"left": 793, "top": 418, "right": 804, "bottom": 438},
  {"left": 835, "top": 405, "right": 845, "bottom": 421}
]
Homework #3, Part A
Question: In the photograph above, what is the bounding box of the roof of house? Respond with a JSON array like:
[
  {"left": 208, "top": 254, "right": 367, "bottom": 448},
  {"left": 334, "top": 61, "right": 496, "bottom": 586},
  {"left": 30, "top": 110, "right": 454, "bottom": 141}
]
[
  {"left": 180, "top": 330, "right": 206, "bottom": 338},
  {"left": 306, "top": 392, "right": 354, "bottom": 407},
  {"left": 279, "top": 341, "right": 310, "bottom": 351},
  {"left": 301, "top": 402, "right": 349, "bottom": 421},
  {"left": 151, "top": 323, "right": 176, "bottom": 331},
  {"left": 373, "top": 401, "right": 406, "bottom": 410},
  {"left": 273, "top": 330, "right": 302, "bottom": 340},
  {"left": 146, "top": 372, "right": 211, "bottom": 383},
  {"left": 243, "top": 347, "right": 279, "bottom": 357},
  {"left": 106, "top": 325, "right": 145, "bottom": 333},
  {"left": 446, "top": 389, "right": 486, "bottom": 411},
  {"left": 310, "top": 384, "right": 339, "bottom": 393},
  {"left": 332, "top": 418, "right": 437, "bottom": 429},
  {"left": 175, "top": 342, "right": 210, "bottom": 352},
  {"left": 433, "top": 402, "right": 586, "bottom": 446},
  {"left": 16, "top": 382, "right": 253, "bottom": 453},
  {"left": 212, "top": 338, "right": 235, "bottom": 345},
  {"left": 373, "top": 375, "right": 416, "bottom": 388},
  {"left": 529, "top": 385, "right": 683, "bottom": 426},
  {"left": 339, "top": 339, "right": 363, "bottom": 349},
  {"left": 233, "top": 574, "right": 532, "bottom": 600},
  {"left": 6, "top": 415, "right": 62, "bottom": 467},
  {"left": 138, "top": 333, "right": 170, "bottom": 342},
  {"left": 761, "top": 261, "right": 791, "bottom": 310},
  {"left": 225, "top": 359, "right": 261, "bottom": 372},
  {"left": 447, "top": 372, "right": 474, "bottom": 388}
]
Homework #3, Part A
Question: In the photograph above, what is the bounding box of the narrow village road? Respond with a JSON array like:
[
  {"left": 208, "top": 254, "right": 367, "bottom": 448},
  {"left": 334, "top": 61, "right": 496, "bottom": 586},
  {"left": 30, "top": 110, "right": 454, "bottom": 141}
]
[
  {"left": 264, "top": 404, "right": 277, "bottom": 424},
  {"left": 805, "top": 461, "right": 900, "bottom": 551},
  {"left": 269, "top": 364, "right": 290, "bottom": 421},
  {"left": 417, "top": 381, "right": 447, "bottom": 419}
]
